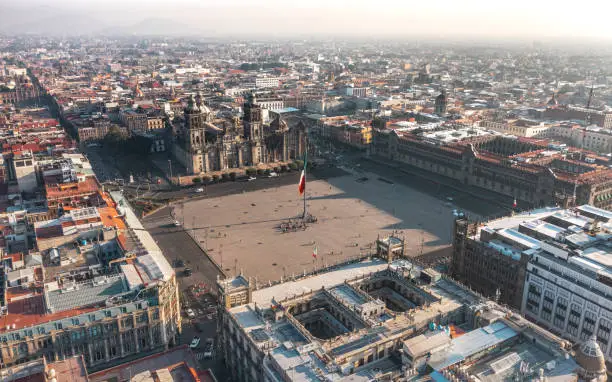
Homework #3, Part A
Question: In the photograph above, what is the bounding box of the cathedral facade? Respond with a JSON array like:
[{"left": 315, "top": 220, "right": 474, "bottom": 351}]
[{"left": 172, "top": 93, "right": 306, "bottom": 175}]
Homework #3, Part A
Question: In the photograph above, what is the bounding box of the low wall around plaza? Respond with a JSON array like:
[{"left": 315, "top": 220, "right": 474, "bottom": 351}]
[{"left": 175, "top": 161, "right": 296, "bottom": 186}]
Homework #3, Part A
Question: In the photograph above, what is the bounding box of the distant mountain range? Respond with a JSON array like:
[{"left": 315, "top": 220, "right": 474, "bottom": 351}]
[
  {"left": 1, "top": 3, "right": 610, "bottom": 41},
  {"left": 0, "top": 5, "right": 201, "bottom": 37},
  {"left": 100, "top": 18, "right": 202, "bottom": 37}
]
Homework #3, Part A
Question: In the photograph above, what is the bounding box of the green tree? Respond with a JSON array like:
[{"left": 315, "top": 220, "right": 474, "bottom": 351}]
[
  {"left": 129, "top": 135, "right": 153, "bottom": 155},
  {"left": 103, "top": 125, "right": 126, "bottom": 148},
  {"left": 372, "top": 117, "right": 386, "bottom": 129}
]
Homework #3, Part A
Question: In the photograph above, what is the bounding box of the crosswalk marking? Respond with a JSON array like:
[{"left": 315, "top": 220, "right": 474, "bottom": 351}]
[{"left": 195, "top": 351, "right": 214, "bottom": 361}]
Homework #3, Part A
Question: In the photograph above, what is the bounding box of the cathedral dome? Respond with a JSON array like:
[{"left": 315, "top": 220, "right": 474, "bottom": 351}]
[{"left": 575, "top": 336, "right": 606, "bottom": 376}]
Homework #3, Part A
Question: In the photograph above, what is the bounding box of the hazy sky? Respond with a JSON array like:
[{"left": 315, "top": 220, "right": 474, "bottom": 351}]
[{"left": 3, "top": 0, "right": 612, "bottom": 39}]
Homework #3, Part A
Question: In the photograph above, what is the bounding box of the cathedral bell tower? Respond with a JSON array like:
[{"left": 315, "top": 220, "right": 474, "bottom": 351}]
[
  {"left": 243, "top": 93, "right": 265, "bottom": 165},
  {"left": 185, "top": 94, "right": 205, "bottom": 152},
  {"left": 243, "top": 93, "right": 263, "bottom": 141},
  {"left": 184, "top": 94, "right": 206, "bottom": 174}
]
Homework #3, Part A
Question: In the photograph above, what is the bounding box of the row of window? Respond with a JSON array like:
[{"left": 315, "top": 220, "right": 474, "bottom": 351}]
[{"left": 526, "top": 283, "right": 612, "bottom": 353}]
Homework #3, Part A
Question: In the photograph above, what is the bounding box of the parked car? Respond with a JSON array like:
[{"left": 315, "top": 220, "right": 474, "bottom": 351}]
[
  {"left": 189, "top": 337, "right": 200, "bottom": 349},
  {"left": 195, "top": 187, "right": 204, "bottom": 193},
  {"left": 186, "top": 308, "right": 195, "bottom": 319},
  {"left": 248, "top": 176, "right": 256, "bottom": 181},
  {"left": 174, "top": 220, "right": 181, "bottom": 227},
  {"left": 268, "top": 172, "right": 278, "bottom": 178},
  {"left": 184, "top": 268, "right": 192, "bottom": 276},
  {"left": 174, "top": 259, "right": 185, "bottom": 267},
  {"left": 203, "top": 338, "right": 214, "bottom": 358}
]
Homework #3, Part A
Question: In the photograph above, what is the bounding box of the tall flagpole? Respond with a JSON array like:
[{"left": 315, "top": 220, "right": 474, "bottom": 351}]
[{"left": 303, "top": 134, "right": 307, "bottom": 219}]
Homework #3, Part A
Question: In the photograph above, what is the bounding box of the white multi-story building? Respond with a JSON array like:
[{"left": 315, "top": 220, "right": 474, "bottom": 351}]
[
  {"left": 13, "top": 151, "right": 37, "bottom": 193},
  {"left": 255, "top": 77, "right": 280, "bottom": 89},
  {"left": 255, "top": 97, "right": 284, "bottom": 111},
  {"left": 549, "top": 124, "right": 612, "bottom": 153},
  {"left": 519, "top": 204, "right": 612, "bottom": 364},
  {"left": 480, "top": 119, "right": 553, "bottom": 138}
]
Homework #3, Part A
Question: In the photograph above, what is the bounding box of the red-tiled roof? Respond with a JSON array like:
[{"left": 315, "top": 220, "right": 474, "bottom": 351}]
[
  {"left": 98, "top": 207, "right": 126, "bottom": 230},
  {"left": 0, "top": 294, "right": 100, "bottom": 333},
  {"left": 46, "top": 177, "right": 100, "bottom": 200}
]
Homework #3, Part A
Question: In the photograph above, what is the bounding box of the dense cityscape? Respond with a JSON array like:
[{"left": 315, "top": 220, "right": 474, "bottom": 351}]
[{"left": 0, "top": 26, "right": 611, "bottom": 382}]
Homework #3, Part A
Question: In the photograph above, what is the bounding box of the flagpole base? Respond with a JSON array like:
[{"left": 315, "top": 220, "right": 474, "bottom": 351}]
[{"left": 278, "top": 214, "right": 318, "bottom": 233}]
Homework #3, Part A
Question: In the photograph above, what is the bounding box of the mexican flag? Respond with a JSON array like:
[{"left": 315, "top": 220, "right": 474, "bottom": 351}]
[
  {"left": 312, "top": 246, "right": 318, "bottom": 259},
  {"left": 298, "top": 169, "right": 306, "bottom": 195},
  {"left": 298, "top": 153, "right": 307, "bottom": 195},
  {"left": 513, "top": 198, "right": 517, "bottom": 208}
]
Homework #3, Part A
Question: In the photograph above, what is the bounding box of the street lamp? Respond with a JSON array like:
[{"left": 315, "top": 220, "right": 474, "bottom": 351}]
[{"left": 168, "top": 159, "right": 173, "bottom": 186}]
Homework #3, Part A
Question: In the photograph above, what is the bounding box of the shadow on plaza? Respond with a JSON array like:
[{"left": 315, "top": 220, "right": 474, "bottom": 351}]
[{"left": 151, "top": 161, "right": 509, "bottom": 251}]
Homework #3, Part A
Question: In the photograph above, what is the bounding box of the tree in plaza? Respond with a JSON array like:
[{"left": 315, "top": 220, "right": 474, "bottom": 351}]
[{"left": 103, "top": 125, "right": 126, "bottom": 147}]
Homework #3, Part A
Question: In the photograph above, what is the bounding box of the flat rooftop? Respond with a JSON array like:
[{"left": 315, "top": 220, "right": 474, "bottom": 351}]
[
  {"left": 427, "top": 321, "right": 518, "bottom": 371},
  {"left": 466, "top": 341, "right": 578, "bottom": 382},
  {"left": 112, "top": 191, "right": 173, "bottom": 282},
  {"left": 479, "top": 207, "right": 561, "bottom": 232},
  {"left": 89, "top": 345, "right": 200, "bottom": 382},
  {"left": 177, "top": 174, "right": 461, "bottom": 282},
  {"left": 45, "top": 274, "right": 126, "bottom": 313},
  {"left": 329, "top": 284, "right": 368, "bottom": 307},
  {"left": 251, "top": 258, "right": 387, "bottom": 307},
  {"left": 43, "top": 245, "right": 100, "bottom": 281},
  {"left": 475, "top": 205, "right": 612, "bottom": 273}
]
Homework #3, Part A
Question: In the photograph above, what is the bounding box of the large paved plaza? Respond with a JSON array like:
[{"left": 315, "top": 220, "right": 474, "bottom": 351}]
[{"left": 174, "top": 170, "right": 474, "bottom": 283}]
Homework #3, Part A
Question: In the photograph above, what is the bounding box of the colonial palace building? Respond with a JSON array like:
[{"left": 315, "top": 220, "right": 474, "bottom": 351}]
[{"left": 372, "top": 127, "right": 612, "bottom": 210}]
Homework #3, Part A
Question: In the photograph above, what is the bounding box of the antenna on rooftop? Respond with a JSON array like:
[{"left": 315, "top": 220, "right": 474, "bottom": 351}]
[
  {"left": 585, "top": 76, "right": 595, "bottom": 126},
  {"left": 586, "top": 84, "right": 594, "bottom": 110}
]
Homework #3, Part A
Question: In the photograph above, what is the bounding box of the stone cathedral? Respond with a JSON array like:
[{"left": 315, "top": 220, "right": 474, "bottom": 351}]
[{"left": 173, "top": 93, "right": 306, "bottom": 175}]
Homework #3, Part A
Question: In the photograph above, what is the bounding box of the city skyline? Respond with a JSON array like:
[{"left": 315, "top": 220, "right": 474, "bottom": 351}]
[{"left": 2, "top": 0, "right": 612, "bottom": 40}]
